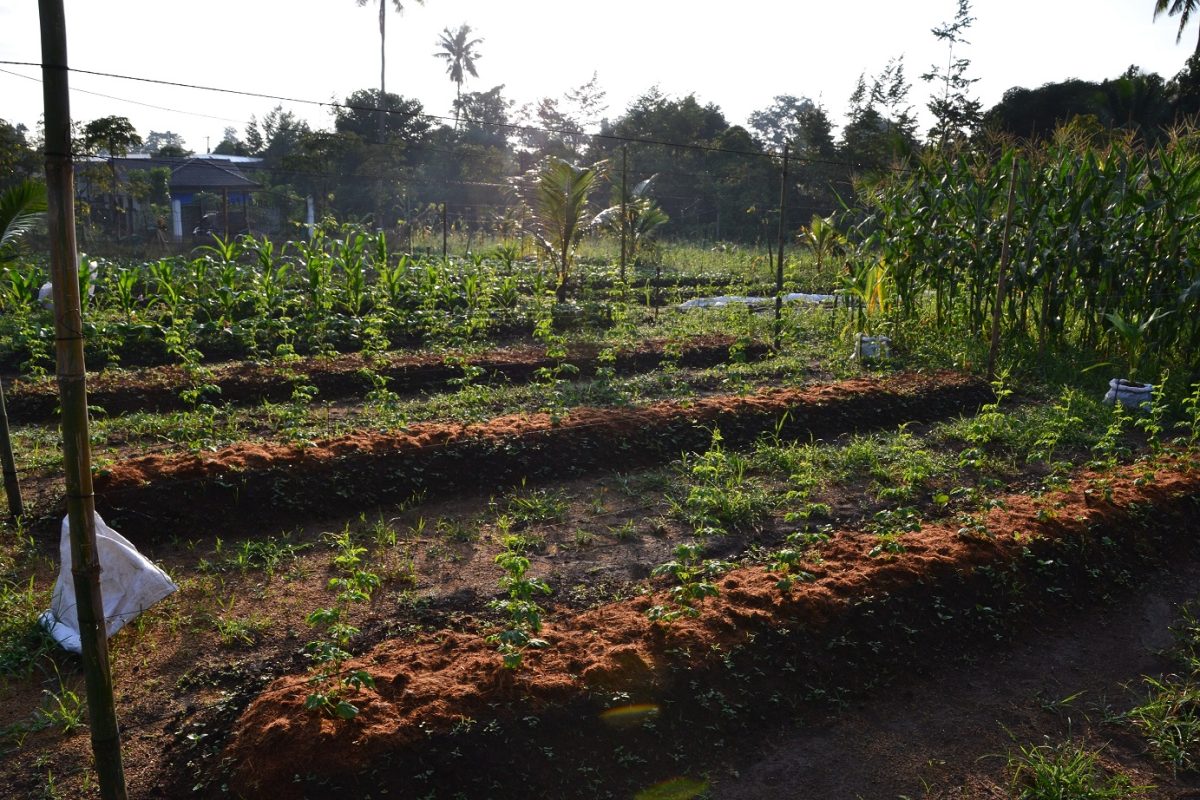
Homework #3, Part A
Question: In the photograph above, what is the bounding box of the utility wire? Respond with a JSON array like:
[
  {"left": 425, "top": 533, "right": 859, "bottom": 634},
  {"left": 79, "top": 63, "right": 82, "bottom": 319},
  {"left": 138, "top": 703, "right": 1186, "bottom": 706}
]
[{"left": 0, "top": 59, "right": 912, "bottom": 174}]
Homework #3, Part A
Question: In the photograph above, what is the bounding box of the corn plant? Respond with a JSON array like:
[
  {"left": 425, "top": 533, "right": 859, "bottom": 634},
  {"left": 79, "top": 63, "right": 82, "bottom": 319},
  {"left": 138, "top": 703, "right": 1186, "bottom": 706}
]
[{"left": 847, "top": 129, "right": 1200, "bottom": 374}]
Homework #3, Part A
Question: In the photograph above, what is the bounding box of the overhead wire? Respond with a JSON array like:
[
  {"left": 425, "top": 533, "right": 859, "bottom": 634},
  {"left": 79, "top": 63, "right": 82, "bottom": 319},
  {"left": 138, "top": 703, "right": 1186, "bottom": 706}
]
[{"left": 0, "top": 59, "right": 914, "bottom": 174}]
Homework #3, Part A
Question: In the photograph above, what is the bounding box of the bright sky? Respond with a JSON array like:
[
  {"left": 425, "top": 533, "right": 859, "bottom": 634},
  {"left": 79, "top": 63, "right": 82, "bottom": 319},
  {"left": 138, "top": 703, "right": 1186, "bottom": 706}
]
[{"left": 0, "top": 0, "right": 1194, "bottom": 153}]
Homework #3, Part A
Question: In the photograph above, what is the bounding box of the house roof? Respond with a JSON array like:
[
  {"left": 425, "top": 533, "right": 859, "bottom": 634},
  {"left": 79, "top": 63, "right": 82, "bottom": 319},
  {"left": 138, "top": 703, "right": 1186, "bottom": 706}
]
[
  {"left": 78, "top": 155, "right": 261, "bottom": 193},
  {"left": 169, "top": 158, "right": 260, "bottom": 192}
]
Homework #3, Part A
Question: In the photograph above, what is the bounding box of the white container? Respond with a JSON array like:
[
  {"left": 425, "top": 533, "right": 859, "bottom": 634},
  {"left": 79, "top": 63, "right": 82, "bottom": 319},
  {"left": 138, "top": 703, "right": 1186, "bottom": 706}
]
[
  {"left": 1103, "top": 378, "right": 1153, "bottom": 410},
  {"left": 853, "top": 334, "right": 891, "bottom": 361}
]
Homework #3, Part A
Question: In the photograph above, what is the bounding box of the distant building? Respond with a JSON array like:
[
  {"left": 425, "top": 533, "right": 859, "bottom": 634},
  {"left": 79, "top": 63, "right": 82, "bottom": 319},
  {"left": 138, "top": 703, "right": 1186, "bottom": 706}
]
[{"left": 75, "top": 154, "right": 262, "bottom": 243}]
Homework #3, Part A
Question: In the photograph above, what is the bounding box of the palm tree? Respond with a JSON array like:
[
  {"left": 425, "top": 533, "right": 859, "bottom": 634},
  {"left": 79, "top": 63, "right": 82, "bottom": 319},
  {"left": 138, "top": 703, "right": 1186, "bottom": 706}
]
[
  {"left": 1155, "top": 0, "right": 1200, "bottom": 57},
  {"left": 356, "top": 0, "right": 424, "bottom": 144},
  {"left": 515, "top": 157, "right": 607, "bottom": 303},
  {"left": 434, "top": 24, "right": 484, "bottom": 127},
  {"left": 0, "top": 179, "right": 46, "bottom": 261}
]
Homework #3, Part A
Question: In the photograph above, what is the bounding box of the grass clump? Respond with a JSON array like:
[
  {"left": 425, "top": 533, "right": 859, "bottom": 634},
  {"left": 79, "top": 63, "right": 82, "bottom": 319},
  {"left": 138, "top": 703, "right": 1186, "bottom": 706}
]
[{"left": 1007, "top": 741, "right": 1149, "bottom": 799}]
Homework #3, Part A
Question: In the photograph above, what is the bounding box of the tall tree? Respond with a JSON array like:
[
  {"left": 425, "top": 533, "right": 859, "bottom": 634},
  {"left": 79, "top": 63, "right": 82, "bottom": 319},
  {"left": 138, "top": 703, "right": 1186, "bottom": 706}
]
[
  {"left": 840, "top": 61, "right": 919, "bottom": 173},
  {"left": 356, "top": 0, "right": 424, "bottom": 145},
  {"left": 1155, "top": 0, "right": 1200, "bottom": 57},
  {"left": 82, "top": 116, "right": 142, "bottom": 238},
  {"left": 922, "top": 0, "right": 982, "bottom": 146},
  {"left": 748, "top": 95, "right": 815, "bottom": 150},
  {"left": 434, "top": 24, "right": 484, "bottom": 127},
  {"left": 0, "top": 119, "right": 40, "bottom": 191},
  {"left": 515, "top": 73, "right": 607, "bottom": 165}
]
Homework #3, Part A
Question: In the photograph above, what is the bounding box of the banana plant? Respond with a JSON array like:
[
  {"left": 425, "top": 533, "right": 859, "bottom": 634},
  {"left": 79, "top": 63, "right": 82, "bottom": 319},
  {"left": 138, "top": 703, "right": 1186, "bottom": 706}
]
[{"left": 594, "top": 174, "right": 670, "bottom": 270}]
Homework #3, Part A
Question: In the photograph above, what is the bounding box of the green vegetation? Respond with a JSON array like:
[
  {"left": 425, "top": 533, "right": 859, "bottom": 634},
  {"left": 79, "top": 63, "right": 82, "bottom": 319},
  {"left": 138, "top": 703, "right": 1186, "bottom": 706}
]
[{"left": 1007, "top": 741, "right": 1149, "bottom": 799}]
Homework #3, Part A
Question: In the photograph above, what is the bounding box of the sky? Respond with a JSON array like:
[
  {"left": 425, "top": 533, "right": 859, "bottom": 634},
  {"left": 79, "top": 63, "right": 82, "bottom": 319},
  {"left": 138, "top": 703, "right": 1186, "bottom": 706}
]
[{"left": 0, "top": 0, "right": 1196, "bottom": 153}]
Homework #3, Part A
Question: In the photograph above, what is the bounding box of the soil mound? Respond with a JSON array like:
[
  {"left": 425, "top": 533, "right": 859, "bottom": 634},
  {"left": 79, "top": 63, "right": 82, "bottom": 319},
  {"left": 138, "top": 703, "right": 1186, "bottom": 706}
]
[{"left": 93, "top": 372, "right": 990, "bottom": 540}]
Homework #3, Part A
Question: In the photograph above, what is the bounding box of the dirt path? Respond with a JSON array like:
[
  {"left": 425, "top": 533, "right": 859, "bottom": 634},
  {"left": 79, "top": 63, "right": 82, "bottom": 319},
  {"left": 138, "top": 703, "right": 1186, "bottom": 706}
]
[{"left": 714, "top": 560, "right": 1200, "bottom": 799}]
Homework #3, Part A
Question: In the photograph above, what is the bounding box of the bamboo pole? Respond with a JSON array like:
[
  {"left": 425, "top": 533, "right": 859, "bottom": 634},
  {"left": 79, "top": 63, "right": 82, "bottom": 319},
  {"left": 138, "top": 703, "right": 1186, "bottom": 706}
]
[
  {"left": 773, "top": 144, "right": 789, "bottom": 350},
  {"left": 987, "top": 159, "right": 1019, "bottom": 383},
  {"left": 39, "top": 3, "right": 128, "bottom": 798},
  {"left": 620, "top": 145, "right": 628, "bottom": 284},
  {"left": 0, "top": 379, "right": 23, "bottom": 519}
]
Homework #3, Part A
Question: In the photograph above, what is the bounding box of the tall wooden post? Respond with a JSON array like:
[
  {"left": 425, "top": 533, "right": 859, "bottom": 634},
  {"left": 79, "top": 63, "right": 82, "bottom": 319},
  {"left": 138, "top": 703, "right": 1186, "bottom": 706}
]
[
  {"left": 39, "top": 3, "right": 128, "bottom": 798},
  {"left": 987, "top": 159, "right": 1019, "bottom": 383},
  {"left": 620, "top": 145, "right": 628, "bottom": 284},
  {"left": 773, "top": 144, "right": 790, "bottom": 349},
  {"left": 441, "top": 202, "right": 448, "bottom": 261},
  {"left": 0, "top": 380, "right": 23, "bottom": 519}
]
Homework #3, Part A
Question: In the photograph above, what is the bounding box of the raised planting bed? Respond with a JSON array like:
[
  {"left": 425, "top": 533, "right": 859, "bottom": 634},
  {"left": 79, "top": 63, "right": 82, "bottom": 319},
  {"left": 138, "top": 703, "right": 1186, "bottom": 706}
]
[
  {"left": 3, "top": 335, "right": 766, "bottom": 423},
  {"left": 91, "top": 372, "right": 991, "bottom": 541},
  {"left": 218, "top": 456, "right": 1200, "bottom": 799}
]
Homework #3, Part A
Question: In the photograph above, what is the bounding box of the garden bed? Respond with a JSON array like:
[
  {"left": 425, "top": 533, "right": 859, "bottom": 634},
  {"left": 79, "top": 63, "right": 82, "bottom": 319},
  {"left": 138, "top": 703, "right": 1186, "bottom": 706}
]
[
  {"left": 3, "top": 335, "right": 766, "bottom": 422},
  {"left": 218, "top": 455, "right": 1200, "bottom": 799},
  {"left": 91, "top": 371, "right": 990, "bottom": 541}
]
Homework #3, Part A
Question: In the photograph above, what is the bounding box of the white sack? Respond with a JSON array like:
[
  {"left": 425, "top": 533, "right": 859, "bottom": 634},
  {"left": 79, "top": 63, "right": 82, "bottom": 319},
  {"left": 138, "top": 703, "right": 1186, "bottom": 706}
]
[{"left": 39, "top": 513, "right": 178, "bottom": 654}]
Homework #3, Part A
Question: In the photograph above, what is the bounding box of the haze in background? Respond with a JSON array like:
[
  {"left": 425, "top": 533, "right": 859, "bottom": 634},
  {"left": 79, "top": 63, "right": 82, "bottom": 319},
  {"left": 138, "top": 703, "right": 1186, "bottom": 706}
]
[{"left": 0, "top": 0, "right": 1192, "bottom": 150}]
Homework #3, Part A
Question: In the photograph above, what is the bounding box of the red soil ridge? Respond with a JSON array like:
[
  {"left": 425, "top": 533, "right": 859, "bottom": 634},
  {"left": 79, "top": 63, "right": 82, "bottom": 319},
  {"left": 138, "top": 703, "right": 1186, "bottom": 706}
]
[
  {"left": 224, "top": 456, "right": 1199, "bottom": 797},
  {"left": 5, "top": 335, "right": 761, "bottom": 420},
  {"left": 97, "top": 371, "right": 978, "bottom": 491}
]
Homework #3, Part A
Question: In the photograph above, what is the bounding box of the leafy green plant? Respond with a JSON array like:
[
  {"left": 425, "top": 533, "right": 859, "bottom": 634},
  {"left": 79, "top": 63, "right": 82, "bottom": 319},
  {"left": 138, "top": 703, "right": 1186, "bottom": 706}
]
[
  {"left": 303, "top": 525, "right": 381, "bottom": 720},
  {"left": 674, "top": 428, "right": 771, "bottom": 533},
  {"left": 646, "top": 542, "right": 729, "bottom": 623},
  {"left": 506, "top": 485, "right": 570, "bottom": 526},
  {"left": 488, "top": 549, "right": 551, "bottom": 669},
  {"left": 1178, "top": 381, "right": 1200, "bottom": 448}
]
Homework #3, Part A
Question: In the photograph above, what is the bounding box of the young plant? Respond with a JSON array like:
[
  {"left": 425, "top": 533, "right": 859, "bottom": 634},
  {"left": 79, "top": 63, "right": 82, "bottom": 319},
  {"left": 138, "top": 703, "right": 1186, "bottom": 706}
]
[
  {"left": 1128, "top": 675, "right": 1200, "bottom": 773},
  {"left": 674, "top": 428, "right": 771, "bottom": 533},
  {"left": 646, "top": 542, "right": 729, "bottom": 623},
  {"left": 303, "top": 526, "right": 381, "bottom": 720},
  {"left": 488, "top": 549, "right": 551, "bottom": 669}
]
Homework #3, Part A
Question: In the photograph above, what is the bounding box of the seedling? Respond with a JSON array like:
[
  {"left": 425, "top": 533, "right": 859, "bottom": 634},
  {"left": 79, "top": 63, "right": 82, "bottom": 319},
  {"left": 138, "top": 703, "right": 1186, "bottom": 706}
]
[
  {"left": 488, "top": 549, "right": 551, "bottom": 669},
  {"left": 768, "top": 548, "right": 814, "bottom": 592},
  {"left": 646, "top": 542, "right": 730, "bottom": 623}
]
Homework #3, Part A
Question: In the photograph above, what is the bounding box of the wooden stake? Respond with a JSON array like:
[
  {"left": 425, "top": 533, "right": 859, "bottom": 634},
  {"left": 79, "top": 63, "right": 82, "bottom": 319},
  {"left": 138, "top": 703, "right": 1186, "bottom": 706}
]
[
  {"left": 39, "top": 2, "right": 128, "bottom": 797},
  {"left": 0, "top": 379, "right": 23, "bottom": 519},
  {"left": 773, "top": 144, "right": 789, "bottom": 349},
  {"left": 987, "top": 159, "right": 1019, "bottom": 383},
  {"left": 620, "top": 145, "right": 628, "bottom": 284}
]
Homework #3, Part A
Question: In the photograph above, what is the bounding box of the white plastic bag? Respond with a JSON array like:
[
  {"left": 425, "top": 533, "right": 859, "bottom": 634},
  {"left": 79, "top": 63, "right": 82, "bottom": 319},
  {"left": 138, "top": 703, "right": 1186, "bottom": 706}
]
[
  {"left": 39, "top": 513, "right": 178, "bottom": 654},
  {"left": 1103, "top": 378, "right": 1154, "bottom": 410}
]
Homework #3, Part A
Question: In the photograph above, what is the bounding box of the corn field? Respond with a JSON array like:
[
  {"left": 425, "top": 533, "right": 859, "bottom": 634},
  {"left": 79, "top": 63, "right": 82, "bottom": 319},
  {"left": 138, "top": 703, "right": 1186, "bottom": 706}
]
[{"left": 845, "top": 125, "right": 1200, "bottom": 378}]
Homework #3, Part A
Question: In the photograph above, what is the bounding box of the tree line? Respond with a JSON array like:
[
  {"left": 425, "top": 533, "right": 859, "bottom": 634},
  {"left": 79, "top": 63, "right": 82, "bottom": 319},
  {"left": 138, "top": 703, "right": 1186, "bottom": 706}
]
[{"left": 4, "top": 0, "right": 1200, "bottom": 245}]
